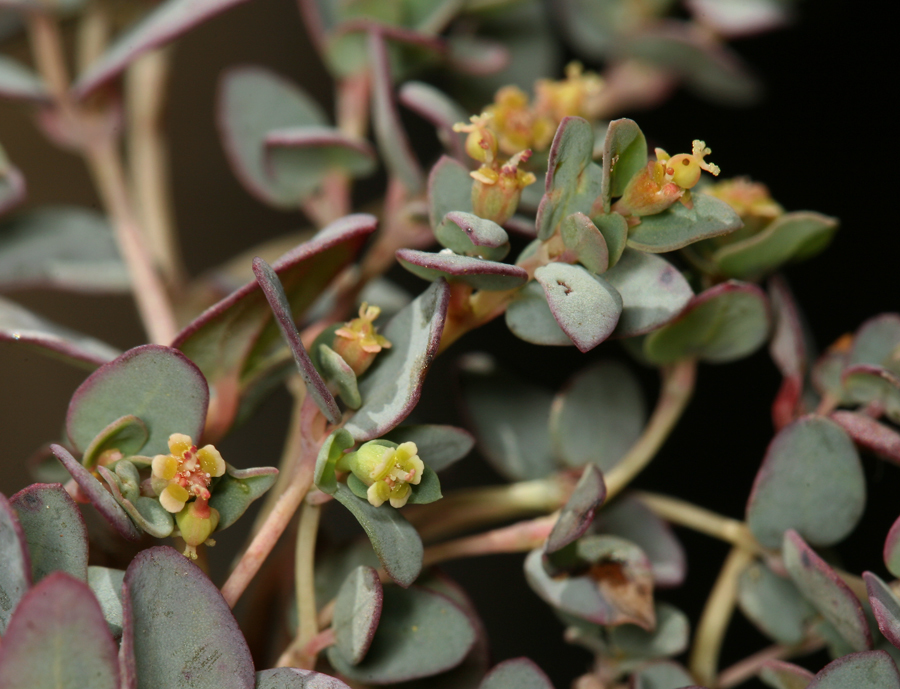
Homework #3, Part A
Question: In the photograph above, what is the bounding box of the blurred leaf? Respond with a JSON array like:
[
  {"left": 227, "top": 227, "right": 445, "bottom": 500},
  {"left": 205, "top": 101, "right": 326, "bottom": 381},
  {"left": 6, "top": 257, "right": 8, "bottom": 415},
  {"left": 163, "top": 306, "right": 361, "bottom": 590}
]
[
  {"left": 604, "top": 249, "right": 693, "bottom": 338},
  {"left": 627, "top": 193, "right": 742, "bottom": 253},
  {"left": 255, "top": 669, "right": 350, "bottom": 688},
  {"left": 479, "top": 658, "right": 553, "bottom": 689},
  {"left": 328, "top": 585, "right": 476, "bottom": 683},
  {"left": 0, "top": 158, "right": 25, "bottom": 218},
  {"left": 428, "top": 156, "right": 473, "bottom": 230},
  {"left": 737, "top": 561, "right": 816, "bottom": 644},
  {"left": 217, "top": 66, "right": 329, "bottom": 208},
  {"left": 333, "top": 566, "right": 383, "bottom": 665},
  {"left": 842, "top": 364, "right": 900, "bottom": 423},
  {"left": 318, "top": 344, "right": 362, "bottom": 409},
  {"left": 505, "top": 281, "right": 572, "bottom": 347},
  {"left": 685, "top": 0, "right": 792, "bottom": 38},
  {"left": 747, "top": 416, "right": 864, "bottom": 548},
  {"left": 830, "top": 410, "right": 900, "bottom": 466},
  {"left": 864, "top": 572, "right": 900, "bottom": 650},
  {"left": 88, "top": 566, "right": 126, "bottom": 639},
  {"left": 546, "top": 465, "right": 605, "bottom": 554},
  {"left": 713, "top": 212, "right": 839, "bottom": 280},
  {"left": 10, "top": 484, "right": 88, "bottom": 583},
  {"left": 382, "top": 424, "right": 474, "bottom": 472},
  {"left": 600, "top": 119, "right": 647, "bottom": 211},
  {"left": 0, "top": 573, "right": 119, "bottom": 688},
  {"left": 849, "top": 314, "right": 900, "bottom": 373},
  {"left": 315, "top": 428, "right": 355, "bottom": 495},
  {"left": 885, "top": 515, "right": 900, "bottom": 578},
  {"left": 459, "top": 357, "right": 555, "bottom": 481},
  {"left": 67, "top": 345, "right": 208, "bottom": 456},
  {"left": 782, "top": 530, "right": 871, "bottom": 652},
  {"left": 769, "top": 276, "right": 808, "bottom": 428},
  {"left": 0, "top": 493, "right": 30, "bottom": 634},
  {"left": 398, "top": 82, "right": 467, "bottom": 160},
  {"left": 644, "top": 281, "right": 769, "bottom": 364},
  {"left": 592, "top": 213, "right": 628, "bottom": 268},
  {"left": 631, "top": 660, "right": 697, "bottom": 689},
  {"left": 333, "top": 483, "right": 423, "bottom": 587},
  {"left": 549, "top": 360, "right": 646, "bottom": 472},
  {"left": 0, "top": 55, "right": 48, "bottom": 101},
  {"left": 0, "top": 295, "right": 120, "bottom": 368},
  {"left": 758, "top": 660, "right": 814, "bottom": 689},
  {"left": 344, "top": 280, "right": 450, "bottom": 441},
  {"left": 124, "top": 546, "right": 255, "bottom": 689},
  {"left": 0, "top": 207, "right": 128, "bottom": 292},
  {"left": 807, "top": 651, "right": 900, "bottom": 688},
  {"left": 436, "top": 211, "right": 510, "bottom": 260},
  {"left": 209, "top": 464, "right": 279, "bottom": 531},
  {"left": 397, "top": 249, "right": 527, "bottom": 291}
]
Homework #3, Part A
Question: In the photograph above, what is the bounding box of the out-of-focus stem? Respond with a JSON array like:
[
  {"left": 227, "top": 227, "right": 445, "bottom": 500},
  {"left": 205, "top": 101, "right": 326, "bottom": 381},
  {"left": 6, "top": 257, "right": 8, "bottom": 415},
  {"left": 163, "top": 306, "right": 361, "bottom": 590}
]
[
  {"left": 126, "top": 48, "right": 186, "bottom": 292},
  {"left": 421, "top": 515, "right": 557, "bottom": 568},
  {"left": 276, "top": 501, "right": 320, "bottom": 668},
  {"left": 689, "top": 546, "right": 755, "bottom": 687},
  {"left": 716, "top": 636, "right": 824, "bottom": 689},
  {"left": 604, "top": 359, "right": 697, "bottom": 499},
  {"left": 221, "top": 397, "right": 325, "bottom": 608},
  {"left": 76, "top": 1, "right": 109, "bottom": 74}
]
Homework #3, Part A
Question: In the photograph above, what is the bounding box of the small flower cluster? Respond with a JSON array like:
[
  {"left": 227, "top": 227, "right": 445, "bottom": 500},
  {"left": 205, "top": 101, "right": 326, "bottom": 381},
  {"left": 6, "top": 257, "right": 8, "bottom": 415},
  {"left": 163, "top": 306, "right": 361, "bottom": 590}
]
[
  {"left": 338, "top": 440, "right": 424, "bottom": 508},
  {"left": 332, "top": 303, "right": 392, "bottom": 376}
]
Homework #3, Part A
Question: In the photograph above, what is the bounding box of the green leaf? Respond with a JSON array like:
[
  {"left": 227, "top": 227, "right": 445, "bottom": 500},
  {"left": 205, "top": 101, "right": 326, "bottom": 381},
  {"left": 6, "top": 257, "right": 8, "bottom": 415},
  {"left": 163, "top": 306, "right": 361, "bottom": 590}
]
[
  {"left": 610, "top": 603, "right": 691, "bottom": 661},
  {"left": 435, "top": 211, "right": 510, "bottom": 260},
  {"left": 0, "top": 573, "right": 119, "bottom": 689},
  {"left": 333, "top": 483, "right": 423, "bottom": 587},
  {"left": 381, "top": 424, "right": 474, "bottom": 472},
  {"left": 534, "top": 263, "right": 622, "bottom": 352},
  {"left": 459, "top": 356, "right": 556, "bottom": 481},
  {"left": 88, "top": 566, "right": 126, "bottom": 639},
  {"left": 97, "top": 466, "right": 175, "bottom": 538},
  {"left": 74, "top": 0, "right": 256, "bottom": 99},
  {"left": 254, "top": 669, "right": 350, "bottom": 688},
  {"left": 327, "top": 585, "right": 476, "bottom": 683},
  {"left": 712, "top": 211, "right": 839, "bottom": 280},
  {"left": 864, "top": 571, "right": 900, "bottom": 650},
  {"left": 10, "top": 484, "right": 88, "bottom": 583},
  {"left": 758, "top": 660, "right": 814, "bottom": 689},
  {"left": 333, "top": 566, "right": 383, "bottom": 665},
  {"left": 216, "top": 66, "right": 329, "bottom": 208},
  {"left": 505, "top": 281, "right": 572, "bottom": 347},
  {"left": 0, "top": 295, "right": 120, "bottom": 369},
  {"left": 344, "top": 280, "right": 450, "bottom": 441},
  {"left": 549, "top": 360, "right": 646, "bottom": 472},
  {"left": 600, "top": 118, "right": 647, "bottom": 211},
  {"left": 747, "top": 416, "right": 864, "bottom": 548},
  {"left": 124, "top": 547, "right": 255, "bottom": 689},
  {"left": 265, "top": 127, "right": 376, "bottom": 201},
  {"left": 397, "top": 249, "right": 528, "bottom": 291},
  {"left": 644, "top": 281, "right": 770, "bottom": 364},
  {"left": 603, "top": 250, "right": 693, "bottom": 338},
  {"left": 314, "top": 428, "right": 355, "bottom": 495},
  {"left": 66, "top": 345, "right": 209, "bottom": 456},
  {"left": 842, "top": 365, "right": 900, "bottom": 423},
  {"left": 0, "top": 493, "right": 30, "bottom": 634},
  {"left": 737, "top": 561, "right": 816, "bottom": 644},
  {"left": 808, "top": 651, "right": 900, "bottom": 688},
  {"left": 50, "top": 444, "right": 142, "bottom": 542},
  {"left": 631, "top": 660, "right": 697, "bottom": 689},
  {"left": 849, "top": 314, "right": 900, "bottom": 372},
  {"left": 592, "top": 212, "right": 628, "bottom": 268},
  {"left": 80, "top": 415, "right": 148, "bottom": 469},
  {"left": 0, "top": 54, "right": 48, "bottom": 102},
  {"left": 209, "top": 464, "right": 279, "bottom": 531},
  {"left": 560, "top": 212, "right": 609, "bottom": 274},
  {"left": 252, "top": 256, "right": 341, "bottom": 423},
  {"left": 546, "top": 464, "right": 605, "bottom": 554},
  {"left": 782, "top": 530, "right": 872, "bottom": 652},
  {"left": 318, "top": 344, "right": 362, "bottom": 409},
  {"left": 536, "top": 117, "right": 602, "bottom": 241},
  {"left": 479, "top": 658, "right": 553, "bottom": 689},
  {"left": 428, "top": 155, "right": 473, "bottom": 230},
  {"left": 369, "top": 31, "right": 423, "bottom": 193},
  {"left": 0, "top": 206, "right": 128, "bottom": 292},
  {"left": 627, "top": 193, "right": 743, "bottom": 253}
]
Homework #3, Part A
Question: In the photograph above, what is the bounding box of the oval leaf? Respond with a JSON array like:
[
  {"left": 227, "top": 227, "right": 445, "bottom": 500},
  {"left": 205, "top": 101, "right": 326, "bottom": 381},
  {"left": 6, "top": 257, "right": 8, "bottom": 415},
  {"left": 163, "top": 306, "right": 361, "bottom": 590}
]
[
  {"left": 849, "top": 314, "right": 900, "bottom": 371},
  {"left": 759, "top": 660, "right": 814, "bottom": 689},
  {"left": 831, "top": 411, "right": 900, "bottom": 467},
  {"left": 428, "top": 155, "right": 473, "bottom": 230},
  {"left": 333, "top": 483, "right": 423, "bottom": 588},
  {"left": 0, "top": 573, "right": 119, "bottom": 689},
  {"left": 81, "top": 415, "right": 149, "bottom": 468},
  {"left": 397, "top": 249, "right": 527, "bottom": 291},
  {"left": 549, "top": 360, "right": 646, "bottom": 472},
  {"left": 255, "top": 669, "right": 350, "bottom": 688},
  {"left": 864, "top": 571, "right": 900, "bottom": 650},
  {"left": 505, "top": 281, "right": 572, "bottom": 347},
  {"left": 67, "top": 344, "right": 209, "bottom": 456},
  {"left": 125, "top": 546, "right": 255, "bottom": 689},
  {"left": 333, "top": 565, "right": 384, "bottom": 665},
  {"left": 737, "top": 561, "right": 816, "bottom": 645},
  {"left": 747, "top": 416, "right": 864, "bottom": 548},
  {"left": 209, "top": 464, "right": 279, "bottom": 531},
  {"left": 88, "top": 566, "right": 126, "bottom": 639},
  {"left": 603, "top": 250, "right": 693, "bottom": 338},
  {"left": 534, "top": 263, "right": 622, "bottom": 353},
  {"left": 328, "top": 585, "right": 476, "bottom": 684},
  {"left": 560, "top": 212, "right": 609, "bottom": 274},
  {"left": 808, "top": 650, "right": 900, "bottom": 688},
  {"left": 479, "top": 658, "right": 553, "bottom": 689},
  {"left": 0, "top": 493, "right": 30, "bottom": 634},
  {"left": 632, "top": 660, "right": 696, "bottom": 689},
  {"left": 627, "top": 193, "right": 743, "bottom": 253},
  {"left": 782, "top": 530, "right": 872, "bottom": 652},
  {"left": 436, "top": 211, "right": 510, "bottom": 260},
  {"left": 600, "top": 118, "right": 647, "bottom": 211},
  {"left": 10, "top": 484, "right": 88, "bottom": 583},
  {"left": 546, "top": 465, "right": 605, "bottom": 554}
]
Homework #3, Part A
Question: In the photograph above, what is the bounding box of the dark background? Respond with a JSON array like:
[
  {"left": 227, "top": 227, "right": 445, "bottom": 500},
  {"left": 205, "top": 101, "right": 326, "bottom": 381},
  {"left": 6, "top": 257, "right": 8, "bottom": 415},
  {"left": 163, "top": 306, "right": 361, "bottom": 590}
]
[{"left": 0, "top": 0, "right": 893, "bottom": 686}]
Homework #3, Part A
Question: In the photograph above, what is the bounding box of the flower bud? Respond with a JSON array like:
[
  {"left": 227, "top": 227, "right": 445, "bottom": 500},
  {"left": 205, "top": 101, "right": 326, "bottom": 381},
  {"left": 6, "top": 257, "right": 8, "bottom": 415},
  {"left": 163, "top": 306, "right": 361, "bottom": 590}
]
[
  {"left": 332, "top": 303, "right": 391, "bottom": 377},
  {"left": 176, "top": 501, "right": 220, "bottom": 557},
  {"left": 471, "top": 149, "right": 537, "bottom": 225}
]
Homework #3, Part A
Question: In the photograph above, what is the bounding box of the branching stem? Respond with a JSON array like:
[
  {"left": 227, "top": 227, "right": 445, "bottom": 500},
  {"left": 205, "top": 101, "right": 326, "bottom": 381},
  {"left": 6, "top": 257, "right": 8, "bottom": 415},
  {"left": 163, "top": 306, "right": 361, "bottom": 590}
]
[{"left": 716, "top": 636, "right": 824, "bottom": 688}]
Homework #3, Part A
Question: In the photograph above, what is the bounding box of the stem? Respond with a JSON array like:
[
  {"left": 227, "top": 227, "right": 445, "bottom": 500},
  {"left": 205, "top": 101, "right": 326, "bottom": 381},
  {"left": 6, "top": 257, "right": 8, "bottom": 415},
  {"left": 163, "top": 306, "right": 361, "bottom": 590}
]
[
  {"left": 716, "top": 636, "right": 825, "bottom": 689},
  {"left": 634, "top": 491, "right": 762, "bottom": 554},
  {"left": 126, "top": 48, "right": 187, "bottom": 292},
  {"left": 689, "top": 546, "right": 755, "bottom": 687},
  {"left": 277, "top": 501, "right": 321, "bottom": 669},
  {"left": 221, "top": 397, "right": 325, "bottom": 608},
  {"left": 604, "top": 359, "right": 697, "bottom": 499},
  {"left": 421, "top": 515, "right": 557, "bottom": 569}
]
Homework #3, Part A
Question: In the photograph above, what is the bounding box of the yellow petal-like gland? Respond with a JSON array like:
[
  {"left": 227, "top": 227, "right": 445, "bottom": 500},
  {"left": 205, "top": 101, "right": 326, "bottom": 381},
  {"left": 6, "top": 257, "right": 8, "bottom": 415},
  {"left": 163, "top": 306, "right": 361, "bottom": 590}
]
[
  {"left": 198, "top": 446, "right": 225, "bottom": 477},
  {"left": 152, "top": 454, "right": 179, "bottom": 481},
  {"left": 389, "top": 483, "right": 411, "bottom": 508},
  {"left": 367, "top": 481, "right": 390, "bottom": 508},
  {"left": 668, "top": 154, "right": 702, "bottom": 189},
  {"left": 167, "top": 432, "right": 193, "bottom": 456},
  {"left": 160, "top": 484, "right": 189, "bottom": 513}
]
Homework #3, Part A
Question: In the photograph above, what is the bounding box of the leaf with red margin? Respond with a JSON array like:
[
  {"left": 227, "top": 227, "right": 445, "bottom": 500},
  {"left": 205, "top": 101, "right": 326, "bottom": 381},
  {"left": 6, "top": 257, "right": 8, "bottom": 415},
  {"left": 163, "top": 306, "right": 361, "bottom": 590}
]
[
  {"left": 66, "top": 345, "right": 208, "bottom": 457},
  {"left": 333, "top": 566, "right": 383, "bottom": 665},
  {"left": 10, "top": 483, "right": 88, "bottom": 583},
  {"left": 830, "top": 410, "right": 900, "bottom": 466},
  {"left": 884, "top": 515, "right": 900, "bottom": 578},
  {"left": 427, "top": 156, "right": 472, "bottom": 231},
  {"left": 768, "top": 275, "right": 808, "bottom": 429},
  {"left": 479, "top": 658, "right": 553, "bottom": 689},
  {"left": 864, "top": 571, "right": 900, "bottom": 650},
  {"left": 546, "top": 465, "right": 605, "bottom": 554},
  {"left": 255, "top": 669, "right": 351, "bottom": 688},
  {"left": 73, "top": 0, "right": 256, "bottom": 99},
  {"left": 0, "top": 492, "right": 31, "bottom": 633},
  {"left": 758, "top": 659, "right": 814, "bottom": 689},
  {"left": 782, "top": 530, "right": 872, "bottom": 652},
  {"left": 0, "top": 573, "right": 119, "bottom": 688},
  {"left": 398, "top": 82, "right": 467, "bottom": 161},
  {"left": 124, "top": 547, "right": 255, "bottom": 689},
  {"left": 807, "top": 650, "right": 900, "bottom": 688},
  {"left": 397, "top": 249, "right": 527, "bottom": 292}
]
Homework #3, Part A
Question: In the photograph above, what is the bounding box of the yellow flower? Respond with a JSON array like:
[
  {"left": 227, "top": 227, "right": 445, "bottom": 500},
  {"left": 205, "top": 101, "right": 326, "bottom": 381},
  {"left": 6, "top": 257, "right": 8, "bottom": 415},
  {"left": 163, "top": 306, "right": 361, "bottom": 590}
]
[
  {"left": 452, "top": 113, "right": 499, "bottom": 164},
  {"left": 339, "top": 441, "right": 424, "bottom": 509},
  {"left": 534, "top": 62, "right": 605, "bottom": 123},
  {"left": 655, "top": 140, "right": 721, "bottom": 190},
  {"left": 333, "top": 303, "right": 392, "bottom": 377},
  {"left": 151, "top": 433, "right": 225, "bottom": 514}
]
